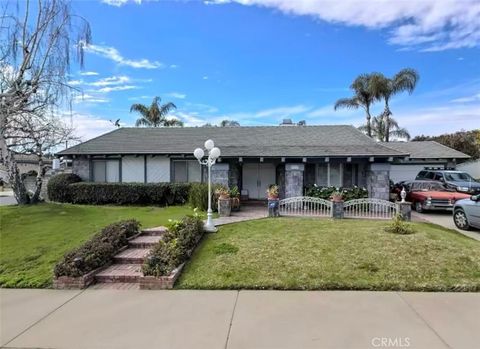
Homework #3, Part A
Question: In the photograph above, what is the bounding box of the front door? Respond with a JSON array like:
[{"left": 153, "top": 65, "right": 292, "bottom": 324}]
[{"left": 242, "top": 163, "right": 276, "bottom": 199}]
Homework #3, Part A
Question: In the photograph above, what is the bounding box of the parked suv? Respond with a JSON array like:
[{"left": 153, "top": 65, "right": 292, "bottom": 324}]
[{"left": 415, "top": 169, "right": 480, "bottom": 194}]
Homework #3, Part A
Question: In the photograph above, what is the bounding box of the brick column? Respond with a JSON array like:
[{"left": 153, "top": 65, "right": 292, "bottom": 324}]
[
  {"left": 366, "top": 163, "right": 391, "bottom": 201},
  {"left": 396, "top": 202, "right": 412, "bottom": 221},
  {"left": 285, "top": 164, "right": 304, "bottom": 198}
]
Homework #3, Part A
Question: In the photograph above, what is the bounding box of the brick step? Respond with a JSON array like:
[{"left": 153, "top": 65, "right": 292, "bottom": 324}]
[
  {"left": 129, "top": 235, "right": 162, "bottom": 248},
  {"left": 113, "top": 248, "right": 150, "bottom": 264},
  {"left": 141, "top": 226, "right": 168, "bottom": 236},
  {"left": 95, "top": 264, "right": 143, "bottom": 283}
]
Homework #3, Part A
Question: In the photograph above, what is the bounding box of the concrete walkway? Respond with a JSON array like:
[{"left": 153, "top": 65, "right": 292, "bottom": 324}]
[
  {"left": 1, "top": 289, "right": 479, "bottom": 349},
  {"left": 213, "top": 203, "right": 267, "bottom": 226},
  {"left": 412, "top": 211, "right": 480, "bottom": 241}
]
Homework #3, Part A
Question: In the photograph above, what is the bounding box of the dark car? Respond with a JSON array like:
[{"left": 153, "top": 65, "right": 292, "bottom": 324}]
[
  {"left": 404, "top": 180, "right": 470, "bottom": 213},
  {"left": 415, "top": 169, "right": 480, "bottom": 195}
]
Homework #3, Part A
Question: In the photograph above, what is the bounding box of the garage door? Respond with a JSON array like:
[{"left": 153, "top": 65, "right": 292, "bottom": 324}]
[{"left": 390, "top": 164, "right": 443, "bottom": 183}]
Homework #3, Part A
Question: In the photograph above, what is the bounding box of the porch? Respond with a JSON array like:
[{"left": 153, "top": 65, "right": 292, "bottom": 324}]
[{"left": 210, "top": 157, "right": 393, "bottom": 201}]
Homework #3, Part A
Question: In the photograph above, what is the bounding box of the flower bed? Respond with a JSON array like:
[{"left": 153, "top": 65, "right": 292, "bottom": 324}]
[
  {"left": 305, "top": 185, "right": 368, "bottom": 201},
  {"left": 53, "top": 220, "right": 140, "bottom": 288},
  {"left": 141, "top": 213, "right": 204, "bottom": 289}
]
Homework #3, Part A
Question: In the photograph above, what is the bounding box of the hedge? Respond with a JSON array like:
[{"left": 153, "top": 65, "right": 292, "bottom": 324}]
[
  {"left": 188, "top": 182, "right": 225, "bottom": 211},
  {"left": 304, "top": 185, "right": 368, "bottom": 201},
  {"left": 142, "top": 214, "right": 204, "bottom": 277},
  {"left": 47, "top": 173, "right": 82, "bottom": 202},
  {"left": 54, "top": 220, "right": 140, "bottom": 278}
]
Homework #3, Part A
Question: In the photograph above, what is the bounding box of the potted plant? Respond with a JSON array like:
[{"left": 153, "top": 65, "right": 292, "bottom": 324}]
[
  {"left": 229, "top": 186, "right": 241, "bottom": 211},
  {"left": 215, "top": 186, "right": 230, "bottom": 200},
  {"left": 331, "top": 191, "right": 343, "bottom": 202},
  {"left": 266, "top": 184, "right": 279, "bottom": 200},
  {"left": 216, "top": 186, "right": 231, "bottom": 217}
]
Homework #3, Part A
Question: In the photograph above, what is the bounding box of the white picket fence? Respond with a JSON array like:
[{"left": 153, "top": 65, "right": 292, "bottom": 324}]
[
  {"left": 278, "top": 197, "right": 398, "bottom": 220},
  {"left": 278, "top": 197, "right": 332, "bottom": 217},
  {"left": 343, "top": 198, "right": 398, "bottom": 219}
]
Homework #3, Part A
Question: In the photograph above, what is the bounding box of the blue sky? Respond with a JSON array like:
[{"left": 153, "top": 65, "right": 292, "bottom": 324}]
[{"left": 68, "top": 0, "right": 480, "bottom": 141}]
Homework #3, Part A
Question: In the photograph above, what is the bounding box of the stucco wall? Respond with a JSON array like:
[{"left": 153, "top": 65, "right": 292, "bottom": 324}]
[
  {"left": 72, "top": 157, "right": 90, "bottom": 181},
  {"left": 122, "top": 156, "right": 145, "bottom": 183},
  {"left": 146, "top": 156, "right": 170, "bottom": 182}
]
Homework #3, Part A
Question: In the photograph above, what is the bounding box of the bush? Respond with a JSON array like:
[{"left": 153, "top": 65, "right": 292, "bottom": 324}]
[
  {"left": 143, "top": 214, "right": 204, "bottom": 277},
  {"left": 64, "top": 182, "right": 190, "bottom": 205},
  {"left": 47, "top": 173, "right": 82, "bottom": 202},
  {"left": 54, "top": 220, "right": 140, "bottom": 277},
  {"left": 305, "top": 185, "right": 368, "bottom": 201},
  {"left": 385, "top": 215, "right": 416, "bottom": 235},
  {"left": 188, "top": 182, "right": 224, "bottom": 211}
]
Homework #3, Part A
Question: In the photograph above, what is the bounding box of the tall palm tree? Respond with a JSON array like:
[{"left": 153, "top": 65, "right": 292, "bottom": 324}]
[
  {"left": 334, "top": 74, "right": 382, "bottom": 138},
  {"left": 220, "top": 119, "right": 240, "bottom": 127},
  {"left": 375, "top": 68, "right": 419, "bottom": 142},
  {"left": 359, "top": 115, "right": 410, "bottom": 142},
  {"left": 131, "top": 96, "right": 183, "bottom": 127}
]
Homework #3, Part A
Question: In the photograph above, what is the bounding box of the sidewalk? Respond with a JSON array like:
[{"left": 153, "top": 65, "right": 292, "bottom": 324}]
[{"left": 1, "top": 289, "right": 478, "bottom": 349}]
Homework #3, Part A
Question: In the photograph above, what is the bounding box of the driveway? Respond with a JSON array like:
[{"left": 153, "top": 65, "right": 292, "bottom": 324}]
[
  {"left": 1, "top": 289, "right": 479, "bottom": 349},
  {"left": 0, "top": 190, "right": 16, "bottom": 206},
  {"left": 412, "top": 210, "right": 480, "bottom": 241}
]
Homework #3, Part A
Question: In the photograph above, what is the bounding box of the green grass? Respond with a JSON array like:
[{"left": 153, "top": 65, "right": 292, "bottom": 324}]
[
  {"left": 0, "top": 203, "right": 194, "bottom": 288},
  {"left": 177, "top": 218, "right": 480, "bottom": 291}
]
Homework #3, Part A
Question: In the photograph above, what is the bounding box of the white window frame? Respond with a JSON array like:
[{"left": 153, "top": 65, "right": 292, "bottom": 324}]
[{"left": 316, "top": 163, "right": 345, "bottom": 187}]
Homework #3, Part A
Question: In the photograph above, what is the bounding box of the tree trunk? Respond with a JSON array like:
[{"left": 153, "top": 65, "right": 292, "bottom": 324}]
[
  {"left": 384, "top": 100, "right": 392, "bottom": 142},
  {"left": 30, "top": 151, "right": 44, "bottom": 204},
  {"left": 9, "top": 160, "right": 30, "bottom": 204},
  {"left": 366, "top": 107, "right": 372, "bottom": 138}
]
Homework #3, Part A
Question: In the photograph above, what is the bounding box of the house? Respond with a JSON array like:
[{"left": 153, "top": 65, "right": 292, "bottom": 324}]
[
  {"left": 380, "top": 141, "right": 470, "bottom": 183},
  {"left": 57, "top": 125, "right": 468, "bottom": 201}
]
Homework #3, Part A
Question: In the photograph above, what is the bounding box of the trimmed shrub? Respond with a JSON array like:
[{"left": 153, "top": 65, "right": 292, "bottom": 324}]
[
  {"left": 143, "top": 214, "right": 204, "bottom": 277},
  {"left": 47, "top": 173, "right": 82, "bottom": 202},
  {"left": 54, "top": 220, "right": 140, "bottom": 277},
  {"left": 305, "top": 185, "right": 368, "bottom": 201},
  {"left": 385, "top": 215, "right": 416, "bottom": 235},
  {"left": 188, "top": 182, "right": 224, "bottom": 211},
  {"left": 66, "top": 182, "right": 191, "bottom": 205}
]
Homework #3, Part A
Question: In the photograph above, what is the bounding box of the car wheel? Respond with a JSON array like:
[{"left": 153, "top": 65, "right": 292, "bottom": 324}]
[
  {"left": 454, "top": 209, "right": 470, "bottom": 230},
  {"left": 415, "top": 201, "right": 423, "bottom": 213}
]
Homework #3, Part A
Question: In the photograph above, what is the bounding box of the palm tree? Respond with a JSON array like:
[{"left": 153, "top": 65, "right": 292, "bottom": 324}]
[
  {"left": 219, "top": 120, "right": 240, "bottom": 127},
  {"left": 334, "top": 74, "right": 382, "bottom": 138},
  {"left": 359, "top": 115, "right": 410, "bottom": 142},
  {"left": 374, "top": 68, "right": 419, "bottom": 142},
  {"left": 131, "top": 96, "right": 183, "bottom": 127}
]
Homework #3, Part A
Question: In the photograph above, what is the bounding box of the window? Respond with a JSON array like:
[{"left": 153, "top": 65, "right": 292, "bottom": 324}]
[
  {"left": 173, "top": 160, "right": 201, "bottom": 183},
  {"left": 317, "top": 164, "right": 328, "bottom": 186},
  {"left": 343, "top": 164, "right": 358, "bottom": 187},
  {"left": 329, "top": 163, "right": 342, "bottom": 187},
  {"left": 92, "top": 160, "right": 119, "bottom": 182},
  {"left": 316, "top": 163, "right": 355, "bottom": 187}
]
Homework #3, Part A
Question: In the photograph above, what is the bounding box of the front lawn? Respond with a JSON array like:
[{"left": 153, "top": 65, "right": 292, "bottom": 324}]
[
  {"left": 0, "top": 203, "right": 194, "bottom": 288},
  {"left": 177, "top": 218, "right": 480, "bottom": 291}
]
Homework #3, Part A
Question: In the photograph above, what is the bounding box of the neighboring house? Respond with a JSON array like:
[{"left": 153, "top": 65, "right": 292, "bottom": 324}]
[
  {"left": 457, "top": 160, "right": 480, "bottom": 179},
  {"left": 57, "top": 125, "right": 467, "bottom": 201},
  {"left": 380, "top": 141, "right": 470, "bottom": 183}
]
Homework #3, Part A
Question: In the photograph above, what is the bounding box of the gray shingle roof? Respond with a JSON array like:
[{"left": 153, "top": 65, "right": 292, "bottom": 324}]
[
  {"left": 380, "top": 141, "right": 470, "bottom": 159},
  {"left": 58, "top": 126, "right": 408, "bottom": 157}
]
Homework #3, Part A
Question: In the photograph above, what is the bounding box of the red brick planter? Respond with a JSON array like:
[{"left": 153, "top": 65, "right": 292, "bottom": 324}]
[
  {"left": 139, "top": 264, "right": 185, "bottom": 290},
  {"left": 53, "top": 266, "right": 105, "bottom": 289}
]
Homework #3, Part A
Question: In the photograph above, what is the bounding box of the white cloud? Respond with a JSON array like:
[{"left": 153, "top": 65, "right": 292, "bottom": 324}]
[
  {"left": 209, "top": 0, "right": 480, "bottom": 51},
  {"left": 79, "top": 71, "right": 99, "bottom": 76},
  {"left": 202, "top": 76, "right": 209, "bottom": 80},
  {"left": 255, "top": 105, "right": 311, "bottom": 118},
  {"left": 97, "top": 85, "right": 139, "bottom": 93},
  {"left": 67, "top": 80, "right": 83, "bottom": 86},
  {"left": 451, "top": 93, "right": 480, "bottom": 103},
  {"left": 170, "top": 64, "right": 179, "bottom": 69},
  {"left": 74, "top": 94, "right": 110, "bottom": 104},
  {"left": 89, "top": 75, "right": 131, "bottom": 87},
  {"left": 101, "top": 0, "right": 142, "bottom": 7},
  {"left": 84, "top": 43, "right": 163, "bottom": 69},
  {"left": 165, "top": 92, "right": 186, "bottom": 99},
  {"left": 60, "top": 113, "right": 116, "bottom": 142}
]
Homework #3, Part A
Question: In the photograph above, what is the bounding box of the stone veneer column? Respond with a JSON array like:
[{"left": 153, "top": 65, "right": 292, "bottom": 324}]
[
  {"left": 210, "top": 163, "right": 229, "bottom": 187},
  {"left": 366, "top": 163, "right": 391, "bottom": 201},
  {"left": 72, "top": 157, "right": 90, "bottom": 181},
  {"left": 285, "top": 163, "right": 304, "bottom": 198}
]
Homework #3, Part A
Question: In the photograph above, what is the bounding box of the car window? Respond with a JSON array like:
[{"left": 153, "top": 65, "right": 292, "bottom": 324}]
[
  {"left": 424, "top": 172, "right": 435, "bottom": 180},
  {"left": 444, "top": 172, "right": 475, "bottom": 181},
  {"left": 417, "top": 171, "right": 427, "bottom": 179},
  {"left": 427, "top": 182, "right": 447, "bottom": 191},
  {"left": 434, "top": 173, "right": 444, "bottom": 181}
]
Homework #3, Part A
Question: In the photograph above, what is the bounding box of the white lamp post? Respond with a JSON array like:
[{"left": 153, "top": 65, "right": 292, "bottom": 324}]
[{"left": 194, "top": 139, "right": 221, "bottom": 232}]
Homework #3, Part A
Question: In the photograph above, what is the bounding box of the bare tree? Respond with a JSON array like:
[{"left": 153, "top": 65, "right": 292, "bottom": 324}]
[{"left": 0, "top": 0, "right": 91, "bottom": 203}]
